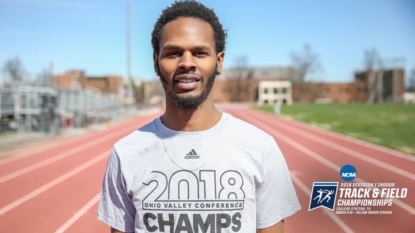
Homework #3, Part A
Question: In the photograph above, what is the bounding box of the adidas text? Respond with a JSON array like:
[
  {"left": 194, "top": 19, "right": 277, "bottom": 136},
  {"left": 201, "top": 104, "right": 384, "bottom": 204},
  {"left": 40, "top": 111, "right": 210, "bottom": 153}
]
[{"left": 185, "top": 149, "right": 199, "bottom": 159}]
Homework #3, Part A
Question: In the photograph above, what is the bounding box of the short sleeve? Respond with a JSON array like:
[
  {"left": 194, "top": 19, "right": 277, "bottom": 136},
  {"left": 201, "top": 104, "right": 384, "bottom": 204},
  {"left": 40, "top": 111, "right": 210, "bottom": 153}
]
[
  {"left": 97, "top": 148, "right": 136, "bottom": 232},
  {"left": 256, "top": 140, "right": 301, "bottom": 229}
]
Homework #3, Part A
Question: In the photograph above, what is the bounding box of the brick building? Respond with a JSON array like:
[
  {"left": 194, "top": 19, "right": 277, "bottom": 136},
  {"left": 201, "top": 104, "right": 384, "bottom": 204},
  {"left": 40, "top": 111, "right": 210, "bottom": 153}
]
[
  {"left": 355, "top": 69, "right": 405, "bottom": 102},
  {"left": 211, "top": 66, "right": 404, "bottom": 104},
  {"left": 87, "top": 75, "right": 124, "bottom": 94},
  {"left": 56, "top": 70, "right": 124, "bottom": 94},
  {"left": 212, "top": 77, "right": 286, "bottom": 103},
  {"left": 291, "top": 82, "right": 367, "bottom": 103},
  {"left": 56, "top": 70, "right": 88, "bottom": 89}
]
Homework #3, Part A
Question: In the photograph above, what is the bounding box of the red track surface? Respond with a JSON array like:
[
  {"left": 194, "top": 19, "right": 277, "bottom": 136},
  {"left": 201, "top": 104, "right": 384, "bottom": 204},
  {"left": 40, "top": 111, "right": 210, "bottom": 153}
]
[{"left": 0, "top": 106, "right": 414, "bottom": 232}]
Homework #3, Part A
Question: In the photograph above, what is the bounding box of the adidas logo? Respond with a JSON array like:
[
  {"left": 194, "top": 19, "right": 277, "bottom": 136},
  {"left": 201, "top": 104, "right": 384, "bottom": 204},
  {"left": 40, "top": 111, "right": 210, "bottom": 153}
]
[{"left": 184, "top": 149, "right": 200, "bottom": 159}]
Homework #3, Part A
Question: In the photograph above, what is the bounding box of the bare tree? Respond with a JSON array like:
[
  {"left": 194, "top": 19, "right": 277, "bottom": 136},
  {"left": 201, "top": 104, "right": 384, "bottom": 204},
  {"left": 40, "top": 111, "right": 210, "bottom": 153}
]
[
  {"left": 35, "top": 68, "right": 54, "bottom": 86},
  {"left": 407, "top": 68, "right": 415, "bottom": 92},
  {"left": 129, "top": 79, "right": 146, "bottom": 104},
  {"left": 363, "top": 48, "right": 386, "bottom": 103},
  {"left": 2, "top": 57, "right": 26, "bottom": 83},
  {"left": 232, "top": 56, "right": 249, "bottom": 102},
  {"left": 363, "top": 48, "right": 380, "bottom": 71},
  {"left": 363, "top": 48, "right": 380, "bottom": 97},
  {"left": 291, "top": 44, "right": 321, "bottom": 102},
  {"left": 134, "top": 82, "right": 146, "bottom": 103}
]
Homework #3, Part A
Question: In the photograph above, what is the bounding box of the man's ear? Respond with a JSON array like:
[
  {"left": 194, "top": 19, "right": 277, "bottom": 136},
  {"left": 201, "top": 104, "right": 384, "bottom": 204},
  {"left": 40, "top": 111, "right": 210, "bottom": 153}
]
[
  {"left": 216, "top": 51, "right": 225, "bottom": 75},
  {"left": 153, "top": 53, "right": 159, "bottom": 76}
]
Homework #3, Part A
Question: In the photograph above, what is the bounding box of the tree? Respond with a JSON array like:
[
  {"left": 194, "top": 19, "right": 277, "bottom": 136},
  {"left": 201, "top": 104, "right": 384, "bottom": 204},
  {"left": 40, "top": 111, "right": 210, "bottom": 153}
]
[
  {"left": 130, "top": 79, "right": 146, "bottom": 104},
  {"left": 407, "top": 69, "right": 415, "bottom": 92},
  {"left": 2, "top": 57, "right": 26, "bottom": 83},
  {"left": 35, "top": 68, "right": 54, "bottom": 86},
  {"left": 232, "top": 56, "right": 250, "bottom": 102},
  {"left": 291, "top": 44, "right": 321, "bottom": 102},
  {"left": 363, "top": 48, "right": 380, "bottom": 72},
  {"left": 363, "top": 48, "right": 385, "bottom": 103}
]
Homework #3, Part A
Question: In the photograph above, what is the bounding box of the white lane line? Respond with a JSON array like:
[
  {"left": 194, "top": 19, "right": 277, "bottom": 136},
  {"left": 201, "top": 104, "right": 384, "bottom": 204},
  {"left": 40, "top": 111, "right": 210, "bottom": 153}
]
[
  {"left": 290, "top": 172, "right": 354, "bottom": 233},
  {"left": 242, "top": 114, "right": 415, "bottom": 215},
  {"left": 277, "top": 113, "right": 415, "bottom": 162},
  {"left": 0, "top": 137, "right": 84, "bottom": 166},
  {"left": 0, "top": 128, "right": 127, "bottom": 184},
  {"left": 0, "top": 116, "right": 140, "bottom": 167},
  {"left": 267, "top": 115, "right": 415, "bottom": 181},
  {"left": 0, "top": 150, "right": 109, "bottom": 215},
  {"left": 55, "top": 193, "right": 101, "bottom": 233}
]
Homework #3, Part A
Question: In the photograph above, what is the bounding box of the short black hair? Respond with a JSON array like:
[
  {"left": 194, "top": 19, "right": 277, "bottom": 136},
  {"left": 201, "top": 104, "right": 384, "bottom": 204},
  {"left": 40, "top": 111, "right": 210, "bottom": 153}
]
[{"left": 151, "top": 0, "right": 227, "bottom": 55}]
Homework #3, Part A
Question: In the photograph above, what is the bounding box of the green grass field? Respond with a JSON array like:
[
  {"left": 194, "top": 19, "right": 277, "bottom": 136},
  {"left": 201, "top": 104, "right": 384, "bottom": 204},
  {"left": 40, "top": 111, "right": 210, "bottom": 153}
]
[{"left": 256, "top": 103, "right": 415, "bottom": 156}]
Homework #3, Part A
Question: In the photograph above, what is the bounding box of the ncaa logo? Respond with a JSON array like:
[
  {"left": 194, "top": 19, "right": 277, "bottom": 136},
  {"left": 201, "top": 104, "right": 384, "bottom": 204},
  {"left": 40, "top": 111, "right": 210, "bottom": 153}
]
[{"left": 340, "top": 164, "right": 357, "bottom": 181}]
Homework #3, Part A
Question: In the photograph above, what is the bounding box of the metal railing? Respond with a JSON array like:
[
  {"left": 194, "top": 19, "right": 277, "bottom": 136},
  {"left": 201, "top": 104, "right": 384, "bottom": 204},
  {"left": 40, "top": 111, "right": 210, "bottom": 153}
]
[{"left": 0, "top": 83, "right": 135, "bottom": 135}]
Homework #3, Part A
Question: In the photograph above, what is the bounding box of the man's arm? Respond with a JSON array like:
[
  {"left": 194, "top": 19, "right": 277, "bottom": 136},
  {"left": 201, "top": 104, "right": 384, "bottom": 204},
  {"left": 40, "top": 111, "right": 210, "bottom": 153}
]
[
  {"left": 98, "top": 149, "right": 136, "bottom": 232},
  {"left": 257, "top": 220, "right": 284, "bottom": 233}
]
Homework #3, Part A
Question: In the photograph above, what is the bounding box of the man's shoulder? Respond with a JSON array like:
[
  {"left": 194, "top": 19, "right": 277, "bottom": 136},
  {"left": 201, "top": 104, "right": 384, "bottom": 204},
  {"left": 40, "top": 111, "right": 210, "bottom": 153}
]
[
  {"left": 224, "top": 112, "right": 275, "bottom": 145},
  {"left": 113, "top": 118, "right": 160, "bottom": 150}
]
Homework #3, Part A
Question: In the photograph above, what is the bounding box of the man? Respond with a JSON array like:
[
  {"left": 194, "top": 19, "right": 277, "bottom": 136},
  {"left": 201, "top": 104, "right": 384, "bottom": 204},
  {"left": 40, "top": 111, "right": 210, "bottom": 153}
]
[{"left": 97, "top": 1, "right": 300, "bottom": 232}]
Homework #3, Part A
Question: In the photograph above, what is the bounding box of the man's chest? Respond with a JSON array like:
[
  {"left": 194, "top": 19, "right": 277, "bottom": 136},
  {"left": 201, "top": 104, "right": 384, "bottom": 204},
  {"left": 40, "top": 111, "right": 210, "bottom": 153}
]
[{"left": 126, "top": 160, "right": 261, "bottom": 232}]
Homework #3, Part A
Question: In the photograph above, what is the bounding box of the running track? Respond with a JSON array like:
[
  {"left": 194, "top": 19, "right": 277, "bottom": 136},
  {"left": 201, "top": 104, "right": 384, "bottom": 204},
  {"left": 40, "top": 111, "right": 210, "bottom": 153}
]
[{"left": 0, "top": 105, "right": 414, "bottom": 232}]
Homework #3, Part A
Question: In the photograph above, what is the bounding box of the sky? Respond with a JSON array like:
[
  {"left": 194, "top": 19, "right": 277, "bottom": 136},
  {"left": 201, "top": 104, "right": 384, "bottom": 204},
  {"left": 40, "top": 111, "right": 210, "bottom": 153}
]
[{"left": 0, "top": 0, "right": 414, "bottom": 83}]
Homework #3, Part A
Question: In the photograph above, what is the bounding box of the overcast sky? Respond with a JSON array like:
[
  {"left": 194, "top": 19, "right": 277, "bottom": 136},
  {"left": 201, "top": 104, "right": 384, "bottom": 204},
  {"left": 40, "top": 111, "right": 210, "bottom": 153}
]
[{"left": 1, "top": 0, "right": 414, "bottom": 83}]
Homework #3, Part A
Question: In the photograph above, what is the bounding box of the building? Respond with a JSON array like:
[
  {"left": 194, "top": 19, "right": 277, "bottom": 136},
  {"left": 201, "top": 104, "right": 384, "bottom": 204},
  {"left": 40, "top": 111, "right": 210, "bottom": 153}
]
[
  {"left": 56, "top": 70, "right": 87, "bottom": 89},
  {"left": 56, "top": 70, "right": 124, "bottom": 95},
  {"left": 403, "top": 92, "right": 415, "bottom": 104},
  {"left": 355, "top": 69, "right": 405, "bottom": 103},
  {"left": 212, "top": 77, "right": 287, "bottom": 103},
  {"left": 291, "top": 82, "right": 367, "bottom": 103},
  {"left": 219, "top": 66, "right": 296, "bottom": 80},
  {"left": 212, "top": 66, "right": 405, "bottom": 104},
  {"left": 86, "top": 75, "right": 124, "bottom": 94},
  {"left": 258, "top": 81, "right": 292, "bottom": 105}
]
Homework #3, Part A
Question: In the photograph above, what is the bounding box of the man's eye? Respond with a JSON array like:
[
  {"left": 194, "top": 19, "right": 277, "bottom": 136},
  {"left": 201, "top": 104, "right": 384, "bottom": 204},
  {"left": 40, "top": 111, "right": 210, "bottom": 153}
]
[
  {"left": 167, "top": 52, "right": 180, "bottom": 57},
  {"left": 194, "top": 52, "right": 207, "bottom": 57}
]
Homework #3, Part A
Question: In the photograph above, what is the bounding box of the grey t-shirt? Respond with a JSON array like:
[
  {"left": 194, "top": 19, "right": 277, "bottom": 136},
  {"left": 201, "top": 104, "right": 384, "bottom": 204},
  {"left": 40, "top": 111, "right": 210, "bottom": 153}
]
[{"left": 97, "top": 112, "right": 300, "bottom": 232}]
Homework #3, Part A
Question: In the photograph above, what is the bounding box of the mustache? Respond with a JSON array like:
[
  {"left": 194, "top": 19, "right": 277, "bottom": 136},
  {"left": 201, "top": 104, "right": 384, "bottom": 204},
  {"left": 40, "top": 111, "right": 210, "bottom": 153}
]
[
  {"left": 172, "top": 71, "right": 203, "bottom": 84},
  {"left": 173, "top": 71, "right": 201, "bottom": 77}
]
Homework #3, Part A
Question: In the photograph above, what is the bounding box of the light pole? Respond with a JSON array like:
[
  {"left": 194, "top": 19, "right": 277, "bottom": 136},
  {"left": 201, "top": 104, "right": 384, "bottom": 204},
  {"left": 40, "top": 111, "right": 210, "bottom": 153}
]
[{"left": 126, "top": 0, "right": 133, "bottom": 106}]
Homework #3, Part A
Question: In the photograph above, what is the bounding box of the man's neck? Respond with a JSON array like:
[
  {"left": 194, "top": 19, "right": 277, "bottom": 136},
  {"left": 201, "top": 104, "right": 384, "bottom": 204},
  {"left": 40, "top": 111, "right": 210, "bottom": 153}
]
[{"left": 161, "top": 99, "right": 222, "bottom": 132}]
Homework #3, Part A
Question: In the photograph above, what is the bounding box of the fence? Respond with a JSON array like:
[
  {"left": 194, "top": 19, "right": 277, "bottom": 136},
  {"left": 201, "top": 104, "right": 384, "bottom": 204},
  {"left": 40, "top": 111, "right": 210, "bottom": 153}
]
[{"left": 0, "top": 83, "right": 135, "bottom": 135}]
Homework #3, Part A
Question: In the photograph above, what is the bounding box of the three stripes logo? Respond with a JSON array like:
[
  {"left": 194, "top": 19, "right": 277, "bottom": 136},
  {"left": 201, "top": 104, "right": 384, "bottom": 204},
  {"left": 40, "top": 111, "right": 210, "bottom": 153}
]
[{"left": 184, "top": 149, "right": 200, "bottom": 159}]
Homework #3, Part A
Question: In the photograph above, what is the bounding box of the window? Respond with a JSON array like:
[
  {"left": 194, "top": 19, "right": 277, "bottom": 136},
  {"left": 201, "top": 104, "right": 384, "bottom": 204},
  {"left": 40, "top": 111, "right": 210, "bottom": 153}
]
[
  {"left": 264, "top": 88, "right": 268, "bottom": 94},
  {"left": 282, "top": 88, "right": 287, "bottom": 94},
  {"left": 273, "top": 88, "right": 278, "bottom": 94}
]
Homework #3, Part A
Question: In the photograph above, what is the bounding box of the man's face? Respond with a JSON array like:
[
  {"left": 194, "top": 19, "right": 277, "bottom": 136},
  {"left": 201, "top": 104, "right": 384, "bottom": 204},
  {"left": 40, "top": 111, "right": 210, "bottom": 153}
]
[{"left": 154, "top": 17, "right": 224, "bottom": 108}]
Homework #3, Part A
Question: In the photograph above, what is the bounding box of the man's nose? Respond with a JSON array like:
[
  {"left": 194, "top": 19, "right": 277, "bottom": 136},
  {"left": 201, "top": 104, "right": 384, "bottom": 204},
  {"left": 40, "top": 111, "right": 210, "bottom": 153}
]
[{"left": 178, "top": 51, "right": 196, "bottom": 71}]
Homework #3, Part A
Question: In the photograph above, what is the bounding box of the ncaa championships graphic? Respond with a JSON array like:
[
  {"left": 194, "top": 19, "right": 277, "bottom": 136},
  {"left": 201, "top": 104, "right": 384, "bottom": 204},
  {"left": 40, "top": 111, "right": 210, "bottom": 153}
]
[
  {"left": 309, "top": 164, "right": 408, "bottom": 215},
  {"left": 309, "top": 182, "right": 338, "bottom": 211}
]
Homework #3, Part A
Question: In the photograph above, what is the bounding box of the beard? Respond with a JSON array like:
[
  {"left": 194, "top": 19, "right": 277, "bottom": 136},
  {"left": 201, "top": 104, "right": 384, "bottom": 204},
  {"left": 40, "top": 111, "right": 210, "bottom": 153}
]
[{"left": 158, "top": 65, "right": 217, "bottom": 109}]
